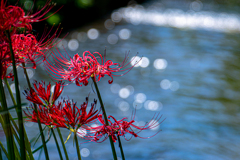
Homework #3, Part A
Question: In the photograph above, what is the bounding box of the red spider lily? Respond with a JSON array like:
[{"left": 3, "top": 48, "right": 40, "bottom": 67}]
[
  {"left": 0, "top": 0, "right": 62, "bottom": 75},
  {"left": 0, "top": 0, "right": 61, "bottom": 33},
  {"left": 24, "top": 104, "right": 65, "bottom": 127},
  {"left": 52, "top": 97, "right": 100, "bottom": 130},
  {"left": 87, "top": 111, "right": 165, "bottom": 143},
  {"left": 10, "top": 30, "right": 61, "bottom": 69},
  {"left": 0, "top": 32, "right": 59, "bottom": 79},
  {"left": 45, "top": 48, "right": 140, "bottom": 86},
  {"left": 24, "top": 97, "right": 100, "bottom": 132},
  {"left": 24, "top": 81, "right": 64, "bottom": 106},
  {"left": 0, "top": 42, "right": 13, "bottom": 80},
  {"left": 0, "top": 2, "right": 25, "bottom": 34}
]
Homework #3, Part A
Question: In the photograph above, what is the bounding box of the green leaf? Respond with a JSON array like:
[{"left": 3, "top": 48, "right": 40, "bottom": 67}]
[
  {"left": 0, "top": 103, "right": 28, "bottom": 115},
  {"left": 32, "top": 131, "right": 52, "bottom": 154}
]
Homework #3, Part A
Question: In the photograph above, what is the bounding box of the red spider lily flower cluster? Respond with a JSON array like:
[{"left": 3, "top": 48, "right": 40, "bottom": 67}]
[
  {"left": 24, "top": 81, "right": 64, "bottom": 106},
  {"left": 25, "top": 95, "right": 99, "bottom": 132},
  {"left": 11, "top": 31, "right": 60, "bottom": 69},
  {"left": 24, "top": 81, "right": 99, "bottom": 132},
  {"left": 0, "top": 0, "right": 61, "bottom": 80},
  {"left": 0, "top": 0, "right": 60, "bottom": 35},
  {"left": 45, "top": 49, "right": 139, "bottom": 86},
  {"left": 0, "top": 42, "right": 13, "bottom": 80},
  {"left": 83, "top": 112, "right": 165, "bottom": 143}
]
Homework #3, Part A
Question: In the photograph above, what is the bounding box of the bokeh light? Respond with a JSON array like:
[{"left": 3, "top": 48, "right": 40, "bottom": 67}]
[
  {"left": 153, "top": 59, "right": 168, "bottom": 70},
  {"left": 144, "top": 100, "right": 163, "bottom": 111},
  {"left": 77, "top": 128, "right": 87, "bottom": 137},
  {"left": 111, "top": 12, "right": 122, "bottom": 23},
  {"left": 104, "top": 19, "right": 115, "bottom": 30},
  {"left": 24, "top": 1, "right": 33, "bottom": 10},
  {"left": 131, "top": 56, "right": 142, "bottom": 67},
  {"left": 68, "top": 39, "right": 79, "bottom": 51},
  {"left": 133, "top": 101, "right": 143, "bottom": 110},
  {"left": 10, "top": 83, "right": 20, "bottom": 94},
  {"left": 149, "top": 120, "right": 160, "bottom": 130},
  {"left": 119, "top": 28, "right": 131, "bottom": 40},
  {"left": 134, "top": 93, "right": 147, "bottom": 103},
  {"left": 107, "top": 34, "right": 118, "bottom": 44},
  {"left": 25, "top": 122, "right": 34, "bottom": 127},
  {"left": 50, "top": 85, "right": 55, "bottom": 93},
  {"left": 26, "top": 69, "right": 34, "bottom": 79},
  {"left": 110, "top": 83, "right": 121, "bottom": 94},
  {"left": 190, "top": 0, "right": 203, "bottom": 12},
  {"left": 77, "top": 32, "right": 88, "bottom": 42},
  {"left": 57, "top": 39, "right": 68, "bottom": 50},
  {"left": 139, "top": 57, "right": 150, "bottom": 68},
  {"left": 80, "top": 148, "right": 90, "bottom": 157},
  {"left": 170, "top": 81, "right": 180, "bottom": 91},
  {"left": 87, "top": 28, "right": 99, "bottom": 40},
  {"left": 125, "top": 85, "right": 134, "bottom": 95},
  {"left": 119, "top": 87, "right": 130, "bottom": 99},
  {"left": 160, "top": 79, "right": 171, "bottom": 90},
  {"left": 118, "top": 100, "right": 130, "bottom": 111}
]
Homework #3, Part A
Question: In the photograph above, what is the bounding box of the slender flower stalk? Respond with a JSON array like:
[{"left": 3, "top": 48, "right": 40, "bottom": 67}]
[
  {"left": 74, "top": 135, "right": 82, "bottom": 160},
  {"left": 0, "top": 1, "right": 166, "bottom": 159},
  {"left": 3, "top": 78, "right": 16, "bottom": 105},
  {"left": 23, "top": 64, "right": 50, "bottom": 160},
  {"left": 118, "top": 135, "right": 125, "bottom": 160},
  {"left": 6, "top": 30, "right": 25, "bottom": 159},
  {"left": 3, "top": 76, "right": 34, "bottom": 160},
  {"left": 24, "top": 96, "right": 99, "bottom": 160},
  {"left": 24, "top": 81, "right": 100, "bottom": 160},
  {"left": 57, "top": 127, "right": 69, "bottom": 160},
  {"left": 0, "top": 141, "right": 8, "bottom": 159},
  {"left": 0, "top": 78, "right": 15, "bottom": 160},
  {"left": 1, "top": 0, "right": 62, "bottom": 81},
  {"left": 51, "top": 128, "right": 63, "bottom": 160},
  {"left": 0, "top": 148, "right": 2, "bottom": 160},
  {"left": 92, "top": 77, "right": 118, "bottom": 160}
]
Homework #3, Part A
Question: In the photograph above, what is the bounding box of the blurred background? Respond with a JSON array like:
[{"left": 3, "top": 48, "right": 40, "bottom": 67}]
[{"left": 2, "top": 0, "right": 240, "bottom": 159}]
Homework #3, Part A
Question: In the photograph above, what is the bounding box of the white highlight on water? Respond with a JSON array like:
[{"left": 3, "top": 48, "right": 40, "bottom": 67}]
[{"left": 118, "top": 4, "right": 240, "bottom": 33}]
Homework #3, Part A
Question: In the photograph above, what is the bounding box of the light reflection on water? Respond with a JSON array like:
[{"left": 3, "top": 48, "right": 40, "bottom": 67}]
[{"left": 2, "top": 0, "right": 240, "bottom": 159}]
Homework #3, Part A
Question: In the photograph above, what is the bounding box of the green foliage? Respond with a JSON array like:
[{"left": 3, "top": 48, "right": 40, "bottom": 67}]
[
  {"left": 46, "top": 13, "right": 61, "bottom": 25},
  {"left": 76, "top": 0, "right": 94, "bottom": 8}
]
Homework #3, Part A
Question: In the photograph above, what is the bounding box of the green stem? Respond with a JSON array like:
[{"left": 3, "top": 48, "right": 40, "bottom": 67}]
[
  {"left": 0, "top": 141, "right": 8, "bottom": 159},
  {"left": 0, "top": 113, "right": 19, "bottom": 144},
  {"left": 0, "top": 148, "right": 2, "bottom": 160},
  {"left": 22, "top": 63, "right": 31, "bottom": 88},
  {"left": 6, "top": 30, "right": 26, "bottom": 160},
  {"left": 0, "top": 78, "right": 15, "bottom": 160},
  {"left": 1, "top": 79, "right": 34, "bottom": 160},
  {"left": 91, "top": 77, "right": 118, "bottom": 160},
  {"left": 32, "top": 128, "right": 52, "bottom": 154},
  {"left": 0, "top": 100, "right": 31, "bottom": 160},
  {"left": 51, "top": 128, "right": 63, "bottom": 160},
  {"left": 74, "top": 135, "right": 82, "bottom": 160},
  {"left": 118, "top": 135, "right": 125, "bottom": 160},
  {"left": 34, "top": 108, "right": 50, "bottom": 160},
  {"left": 13, "top": 137, "right": 21, "bottom": 159},
  {"left": 22, "top": 64, "right": 50, "bottom": 160},
  {"left": 57, "top": 127, "right": 69, "bottom": 160},
  {"left": 3, "top": 78, "right": 16, "bottom": 105}
]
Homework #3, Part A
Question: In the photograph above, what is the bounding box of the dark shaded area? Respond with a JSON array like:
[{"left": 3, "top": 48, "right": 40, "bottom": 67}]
[
  {"left": 7, "top": 0, "right": 147, "bottom": 34},
  {"left": 6, "top": 0, "right": 240, "bottom": 35}
]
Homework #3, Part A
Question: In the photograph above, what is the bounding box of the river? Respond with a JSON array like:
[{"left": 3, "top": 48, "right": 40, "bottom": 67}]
[{"left": 2, "top": 0, "right": 240, "bottom": 159}]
